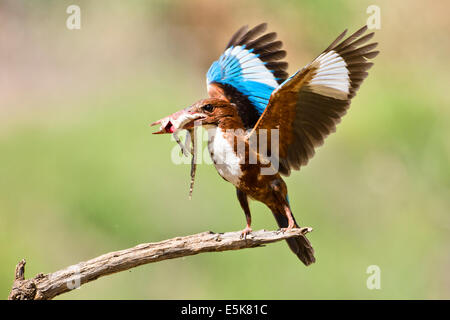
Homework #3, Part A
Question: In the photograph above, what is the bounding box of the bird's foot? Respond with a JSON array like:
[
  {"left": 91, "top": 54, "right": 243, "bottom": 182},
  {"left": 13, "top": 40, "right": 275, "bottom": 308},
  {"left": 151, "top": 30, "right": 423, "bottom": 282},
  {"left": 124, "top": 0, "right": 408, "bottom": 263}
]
[
  {"left": 280, "top": 225, "right": 295, "bottom": 233},
  {"left": 240, "top": 226, "right": 253, "bottom": 239}
]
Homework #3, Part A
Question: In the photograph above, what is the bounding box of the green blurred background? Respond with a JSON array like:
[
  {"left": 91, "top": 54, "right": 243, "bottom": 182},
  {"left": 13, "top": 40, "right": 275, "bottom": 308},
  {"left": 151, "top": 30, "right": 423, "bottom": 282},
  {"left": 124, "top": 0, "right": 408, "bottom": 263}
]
[{"left": 1, "top": 0, "right": 449, "bottom": 299}]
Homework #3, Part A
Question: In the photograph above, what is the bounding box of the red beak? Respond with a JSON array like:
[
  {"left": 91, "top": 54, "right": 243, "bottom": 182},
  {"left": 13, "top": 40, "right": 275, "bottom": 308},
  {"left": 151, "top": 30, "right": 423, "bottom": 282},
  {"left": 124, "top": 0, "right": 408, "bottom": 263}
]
[
  {"left": 150, "top": 118, "right": 176, "bottom": 134},
  {"left": 150, "top": 108, "right": 189, "bottom": 134},
  {"left": 150, "top": 106, "right": 205, "bottom": 134}
]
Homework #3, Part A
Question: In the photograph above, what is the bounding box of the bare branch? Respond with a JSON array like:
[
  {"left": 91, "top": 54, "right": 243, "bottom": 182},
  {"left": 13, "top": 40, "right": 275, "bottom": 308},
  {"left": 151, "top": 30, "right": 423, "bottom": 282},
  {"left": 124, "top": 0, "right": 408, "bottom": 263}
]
[{"left": 8, "top": 228, "right": 312, "bottom": 300}]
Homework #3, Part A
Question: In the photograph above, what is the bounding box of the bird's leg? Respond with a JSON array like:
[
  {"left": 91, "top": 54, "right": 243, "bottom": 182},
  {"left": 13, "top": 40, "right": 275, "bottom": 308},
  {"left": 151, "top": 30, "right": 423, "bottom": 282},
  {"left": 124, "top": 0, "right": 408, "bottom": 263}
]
[
  {"left": 236, "top": 188, "right": 252, "bottom": 239},
  {"left": 241, "top": 217, "right": 252, "bottom": 239},
  {"left": 270, "top": 179, "right": 297, "bottom": 232},
  {"left": 280, "top": 205, "right": 296, "bottom": 232}
]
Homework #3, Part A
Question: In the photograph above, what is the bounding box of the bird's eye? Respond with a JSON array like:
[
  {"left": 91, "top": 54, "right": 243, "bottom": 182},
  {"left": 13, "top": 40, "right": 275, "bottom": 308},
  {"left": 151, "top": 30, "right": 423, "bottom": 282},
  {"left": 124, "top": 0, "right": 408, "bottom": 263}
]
[{"left": 202, "top": 104, "right": 214, "bottom": 112}]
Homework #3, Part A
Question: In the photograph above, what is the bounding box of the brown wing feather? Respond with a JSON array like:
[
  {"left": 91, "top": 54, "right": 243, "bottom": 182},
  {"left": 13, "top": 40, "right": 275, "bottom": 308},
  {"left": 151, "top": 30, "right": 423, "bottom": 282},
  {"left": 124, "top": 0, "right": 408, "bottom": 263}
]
[{"left": 249, "top": 26, "right": 379, "bottom": 176}]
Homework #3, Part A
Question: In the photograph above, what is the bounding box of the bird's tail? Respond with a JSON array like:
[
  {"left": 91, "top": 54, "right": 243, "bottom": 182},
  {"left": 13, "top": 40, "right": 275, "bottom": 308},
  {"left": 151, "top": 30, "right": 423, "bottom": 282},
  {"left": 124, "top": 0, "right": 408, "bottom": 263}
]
[{"left": 271, "top": 209, "right": 316, "bottom": 266}]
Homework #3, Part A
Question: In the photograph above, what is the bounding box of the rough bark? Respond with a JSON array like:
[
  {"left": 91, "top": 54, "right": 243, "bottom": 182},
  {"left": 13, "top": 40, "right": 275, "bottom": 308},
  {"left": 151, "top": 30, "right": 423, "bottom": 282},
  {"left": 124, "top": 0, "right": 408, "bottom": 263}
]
[{"left": 8, "top": 227, "right": 312, "bottom": 300}]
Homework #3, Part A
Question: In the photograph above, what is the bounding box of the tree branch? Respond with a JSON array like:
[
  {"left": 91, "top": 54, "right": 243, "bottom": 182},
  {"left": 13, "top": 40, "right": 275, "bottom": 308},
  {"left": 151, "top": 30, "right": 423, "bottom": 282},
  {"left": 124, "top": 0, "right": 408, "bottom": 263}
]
[{"left": 8, "top": 227, "right": 312, "bottom": 300}]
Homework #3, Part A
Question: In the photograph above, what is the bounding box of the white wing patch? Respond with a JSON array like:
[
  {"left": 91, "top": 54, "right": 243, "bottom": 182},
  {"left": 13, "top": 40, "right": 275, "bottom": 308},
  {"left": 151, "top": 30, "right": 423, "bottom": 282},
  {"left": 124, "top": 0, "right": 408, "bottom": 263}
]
[
  {"left": 307, "top": 50, "right": 350, "bottom": 100},
  {"left": 217, "top": 45, "right": 279, "bottom": 88}
]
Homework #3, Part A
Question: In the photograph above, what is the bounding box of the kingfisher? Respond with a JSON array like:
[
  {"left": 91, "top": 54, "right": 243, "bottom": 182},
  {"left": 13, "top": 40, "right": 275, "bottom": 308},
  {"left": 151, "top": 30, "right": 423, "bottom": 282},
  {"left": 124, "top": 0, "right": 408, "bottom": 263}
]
[{"left": 152, "top": 23, "right": 378, "bottom": 265}]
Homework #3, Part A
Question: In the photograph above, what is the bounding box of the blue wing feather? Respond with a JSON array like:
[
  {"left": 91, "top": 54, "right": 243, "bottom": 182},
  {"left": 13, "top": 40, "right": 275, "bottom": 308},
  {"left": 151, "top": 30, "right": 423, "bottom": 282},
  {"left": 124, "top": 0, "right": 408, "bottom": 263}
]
[
  {"left": 206, "top": 24, "right": 289, "bottom": 127},
  {"left": 207, "top": 45, "right": 278, "bottom": 114}
]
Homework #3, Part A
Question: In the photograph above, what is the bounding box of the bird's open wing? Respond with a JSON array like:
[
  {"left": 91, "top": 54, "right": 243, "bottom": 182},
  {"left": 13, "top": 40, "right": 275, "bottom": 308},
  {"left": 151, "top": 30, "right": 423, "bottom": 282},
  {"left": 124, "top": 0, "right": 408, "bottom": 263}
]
[
  {"left": 206, "top": 23, "right": 289, "bottom": 128},
  {"left": 249, "top": 26, "right": 379, "bottom": 176}
]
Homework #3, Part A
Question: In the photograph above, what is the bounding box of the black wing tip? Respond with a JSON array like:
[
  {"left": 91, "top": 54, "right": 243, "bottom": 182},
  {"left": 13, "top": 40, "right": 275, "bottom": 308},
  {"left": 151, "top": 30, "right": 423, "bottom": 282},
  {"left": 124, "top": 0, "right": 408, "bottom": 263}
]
[
  {"left": 323, "top": 28, "right": 348, "bottom": 52},
  {"left": 225, "top": 24, "right": 249, "bottom": 49},
  {"left": 227, "top": 22, "right": 271, "bottom": 48},
  {"left": 226, "top": 23, "right": 289, "bottom": 84},
  {"left": 332, "top": 25, "right": 380, "bottom": 64},
  {"left": 330, "top": 24, "right": 378, "bottom": 52},
  {"left": 358, "top": 24, "right": 369, "bottom": 33},
  {"left": 365, "top": 50, "right": 380, "bottom": 59},
  {"left": 255, "top": 22, "right": 268, "bottom": 30}
]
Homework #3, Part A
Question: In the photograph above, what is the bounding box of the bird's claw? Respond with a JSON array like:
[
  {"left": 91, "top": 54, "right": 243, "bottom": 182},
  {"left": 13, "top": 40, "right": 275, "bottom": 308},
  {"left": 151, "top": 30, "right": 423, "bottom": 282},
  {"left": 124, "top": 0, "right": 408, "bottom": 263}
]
[
  {"left": 280, "top": 226, "right": 294, "bottom": 233},
  {"left": 240, "top": 227, "right": 253, "bottom": 239}
]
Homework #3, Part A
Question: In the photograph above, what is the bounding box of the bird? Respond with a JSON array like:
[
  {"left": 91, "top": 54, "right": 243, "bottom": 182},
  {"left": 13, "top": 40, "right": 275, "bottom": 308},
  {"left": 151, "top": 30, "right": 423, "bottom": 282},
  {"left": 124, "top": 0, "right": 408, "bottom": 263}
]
[{"left": 152, "top": 23, "right": 378, "bottom": 265}]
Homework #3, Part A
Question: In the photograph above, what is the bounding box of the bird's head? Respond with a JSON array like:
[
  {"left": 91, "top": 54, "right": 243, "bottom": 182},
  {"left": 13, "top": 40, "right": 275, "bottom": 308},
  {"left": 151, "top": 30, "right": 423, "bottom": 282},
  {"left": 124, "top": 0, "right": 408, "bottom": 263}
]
[{"left": 151, "top": 98, "right": 239, "bottom": 134}]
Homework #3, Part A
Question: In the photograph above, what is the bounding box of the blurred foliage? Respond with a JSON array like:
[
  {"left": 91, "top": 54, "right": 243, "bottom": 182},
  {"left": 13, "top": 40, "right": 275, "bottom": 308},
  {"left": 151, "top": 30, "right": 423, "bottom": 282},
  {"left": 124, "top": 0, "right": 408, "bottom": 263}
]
[{"left": 0, "top": 0, "right": 449, "bottom": 299}]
